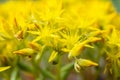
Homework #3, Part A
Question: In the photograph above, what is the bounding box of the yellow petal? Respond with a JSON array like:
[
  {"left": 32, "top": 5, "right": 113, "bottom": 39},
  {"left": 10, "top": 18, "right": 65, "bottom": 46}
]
[
  {"left": 0, "top": 66, "right": 11, "bottom": 72},
  {"left": 74, "top": 61, "right": 81, "bottom": 73},
  {"left": 61, "top": 48, "right": 70, "bottom": 53},
  {"left": 27, "top": 31, "right": 40, "bottom": 35},
  {"left": 85, "top": 44, "right": 94, "bottom": 48},
  {"left": 29, "top": 42, "right": 41, "bottom": 51},
  {"left": 68, "top": 42, "right": 86, "bottom": 59},
  {"left": 32, "top": 36, "right": 41, "bottom": 42},
  {"left": 48, "top": 51, "right": 58, "bottom": 62},
  {"left": 87, "top": 37, "right": 101, "bottom": 43}
]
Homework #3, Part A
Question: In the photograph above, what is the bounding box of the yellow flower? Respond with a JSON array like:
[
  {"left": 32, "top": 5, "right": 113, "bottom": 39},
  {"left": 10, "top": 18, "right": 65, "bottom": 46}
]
[
  {"left": 107, "top": 27, "right": 120, "bottom": 47},
  {"left": 105, "top": 50, "right": 120, "bottom": 74}
]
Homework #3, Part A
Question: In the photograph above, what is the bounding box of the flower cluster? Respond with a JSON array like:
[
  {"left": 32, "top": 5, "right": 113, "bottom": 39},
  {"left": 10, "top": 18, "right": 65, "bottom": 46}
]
[{"left": 0, "top": 0, "right": 120, "bottom": 79}]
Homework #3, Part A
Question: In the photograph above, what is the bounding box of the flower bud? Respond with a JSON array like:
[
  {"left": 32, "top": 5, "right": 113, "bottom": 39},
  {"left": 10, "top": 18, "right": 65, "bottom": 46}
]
[
  {"left": 76, "top": 58, "right": 98, "bottom": 67},
  {"left": 48, "top": 51, "right": 58, "bottom": 63},
  {"left": 29, "top": 42, "right": 41, "bottom": 51},
  {"left": 14, "top": 30, "right": 23, "bottom": 40},
  {"left": 13, "top": 48, "right": 34, "bottom": 56},
  {"left": 68, "top": 42, "right": 87, "bottom": 59}
]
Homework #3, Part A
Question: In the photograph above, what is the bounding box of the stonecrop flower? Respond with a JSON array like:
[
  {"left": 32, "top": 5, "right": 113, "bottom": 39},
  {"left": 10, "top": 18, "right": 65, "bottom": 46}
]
[{"left": 0, "top": 0, "right": 120, "bottom": 80}]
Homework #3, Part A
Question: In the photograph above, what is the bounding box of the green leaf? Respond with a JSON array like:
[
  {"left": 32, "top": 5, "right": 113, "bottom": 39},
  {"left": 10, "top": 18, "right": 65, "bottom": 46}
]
[
  {"left": 10, "top": 67, "right": 18, "bottom": 80},
  {"left": 112, "top": 0, "right": 120, "bottom": 13},
  {"left": 61, "top": 63, "right": 74, "bottom": 80},
  {"left": 17, "top": 61, "right": 33, "bottom": 73}
]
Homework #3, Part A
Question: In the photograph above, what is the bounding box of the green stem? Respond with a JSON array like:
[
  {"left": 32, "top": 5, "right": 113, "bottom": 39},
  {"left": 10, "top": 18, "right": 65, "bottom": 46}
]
[
  {"left": 32, "top": 61, "right": 56, "bottom": 79},
  {"left": 35, "top": 45, "right": 46, "bottom": 64},
  {"left": 57, "top": 61, "right": 61, "bottom": 80},
  {"left": 61, "top": 62, "right": 74, "bottom": 80}
]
